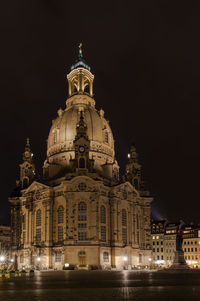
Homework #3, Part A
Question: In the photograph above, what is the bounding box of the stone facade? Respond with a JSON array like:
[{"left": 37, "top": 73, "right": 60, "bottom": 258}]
[{"left": 9, "top": 47, "right": 152, "bottom": 270}]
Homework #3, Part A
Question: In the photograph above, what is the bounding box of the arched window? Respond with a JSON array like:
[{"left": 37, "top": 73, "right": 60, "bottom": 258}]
[
  {"left": 79, "top": 158, "right": 85, "bottom": 168},
  {"left": 58, "top": 205, "right": 64, "bottom": 224},
  {"left": 100, "top": 205, "right": 106, "bottom": 224},
  {"left": 103, "top": 252, "right": 109, "bottom": 262},
  {"left": 122, "top": 209, "right": 127, "bottom": 226},
  {"left": 78, "top": 202, "right": 87, "bottom": 221},
  {"left": 36, "top": 209, "right": 41, "bottom": 227}
]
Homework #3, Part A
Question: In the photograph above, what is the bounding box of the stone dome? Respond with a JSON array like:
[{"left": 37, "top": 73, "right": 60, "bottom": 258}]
[
  {"left": 43, "top": 55, "right": 119, "bottom": 180},
  {"left": 44, "top": 94, "right": 117, "bottom": 179},
  {"left": 47, "top": 94, "right": 114, "bottom": 157}
]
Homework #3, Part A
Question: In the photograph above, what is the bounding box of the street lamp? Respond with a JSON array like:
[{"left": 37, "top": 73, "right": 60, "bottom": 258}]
[
  {"left": 37, "top": 257, "right": 41, "bottom": 262},
  {"left": 0, "top": 256, "right": 5, "bottom": 262},
  {"left": 123, "top": 256, "right": 128, "bottom": 262}
]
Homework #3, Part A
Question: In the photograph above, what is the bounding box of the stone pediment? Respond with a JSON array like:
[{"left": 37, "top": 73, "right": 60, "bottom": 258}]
[
  {"left": 111, "top": 181, "right": 139, "bottom": 199},
  {"left": 23, "top": 181, "right": 50, "bottom": 194}
]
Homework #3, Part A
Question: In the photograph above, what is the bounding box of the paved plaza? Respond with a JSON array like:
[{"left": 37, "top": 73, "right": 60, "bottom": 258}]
[{"left": 0, "top": 270, "right": 200, "bottom": 301}]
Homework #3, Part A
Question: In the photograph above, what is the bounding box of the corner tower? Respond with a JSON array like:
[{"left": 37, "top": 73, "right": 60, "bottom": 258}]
[
  {"left": 20, "top": 138, "right": 35, "bottom": 188},
  {"left": 43, "top": 44, "right": 119, "bottom": 182}
]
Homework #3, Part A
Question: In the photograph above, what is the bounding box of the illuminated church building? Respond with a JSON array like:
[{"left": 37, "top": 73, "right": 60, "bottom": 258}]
[{"left": 10, "top": 46, "right": 152, "bottom": 270}]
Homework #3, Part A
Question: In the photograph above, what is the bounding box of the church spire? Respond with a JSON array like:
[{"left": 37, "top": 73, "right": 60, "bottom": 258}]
[
  {"left": 22, "top": 137, "right": 33, "bottom": 163},
  {"left": 126, "top": 144, "right": 141, "bottom": 190},
  {"left": 20, "top": 138, "right": 35, "bottom": 188}
]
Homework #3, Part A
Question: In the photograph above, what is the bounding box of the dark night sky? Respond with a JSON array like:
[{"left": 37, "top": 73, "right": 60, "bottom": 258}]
[{"left": 0, "top": 1, "right": 200, "bottom": 225}]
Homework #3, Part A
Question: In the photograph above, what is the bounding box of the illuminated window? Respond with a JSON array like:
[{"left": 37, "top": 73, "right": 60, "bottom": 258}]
[
  {"left": 152, "top": 236, "right": 155, "bottom": 240},
  {"left": 101, "top": 226, "right": 106, "bottom": 242},
  {"left": 78, "top": 223, "right": 87, "bottom": 240},
  {"left": 55, "top": 251, "right": 62, "bottom": 262},
  {"left": 100, "top": 205, "right": 106, "bottom": 224},
  {"left": 36, "top": 228, "right": 41, "bottom": 244},
  {"left": 156, "top": 236, "right": 159, "bottom": 239},
  {"left": 58, "top": 206, "right": 64, "bottom": 224},
  {"left": 58, "top": 226, "right": 63, "bottom": 241},
  {"left": 103, "top": 252, "right": 109, "bottom": 262},
  {"left": 36, "top": 209, "right": 41, "bottom": 227},
  {"left": 78, "top": 202, "right": 87, "bottom": 221}
]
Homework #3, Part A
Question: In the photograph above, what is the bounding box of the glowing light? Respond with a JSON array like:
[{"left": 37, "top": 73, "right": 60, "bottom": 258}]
[
  {"left": 65, "top": 263, "right": 69, "bottom": 267},
  {"left": 0, "top": 256, "right": 5, "bottom": 262},
  {"left": 37, "top": 257, "right": 41, "bottom": 262},
  {"left": 148, "top": 258, "right": 152, "bottom": 262},
  {"left": 10, "top": 259, "right": 14, "bottom": 263},
  {"left": 127, "top": 153, "right": 130, "bottom": 158},
  {"left": 155, "top": 260, "right": 165, "bottom": 264},
  {"left": 123, "top": 256, "right": 128, "bottom": 262}
]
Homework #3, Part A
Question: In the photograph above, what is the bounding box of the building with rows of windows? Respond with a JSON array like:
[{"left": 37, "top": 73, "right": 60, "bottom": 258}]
[
  {"left": 181, "top": 225, "right": 200, "bottom": 268},
  {"left": 151, "top": 220, "right": 200, "bottom": 268},
  {"left": 9, "top": 46, "right": 152, "bottom": 270}
]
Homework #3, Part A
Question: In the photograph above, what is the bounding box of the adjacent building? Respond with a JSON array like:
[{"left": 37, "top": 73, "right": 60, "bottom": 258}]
[
  {"left": 9, "top": 46, "right": 152, "bottom": 270},
  {"left": 0, "top": 225, "right": 11, "bottom": 257},
  {"left": 151, "top": 220, "right": 200, "bottom": 268},
  {"left": 181, "top": 225, "right": 200, "bottom": 268}
]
